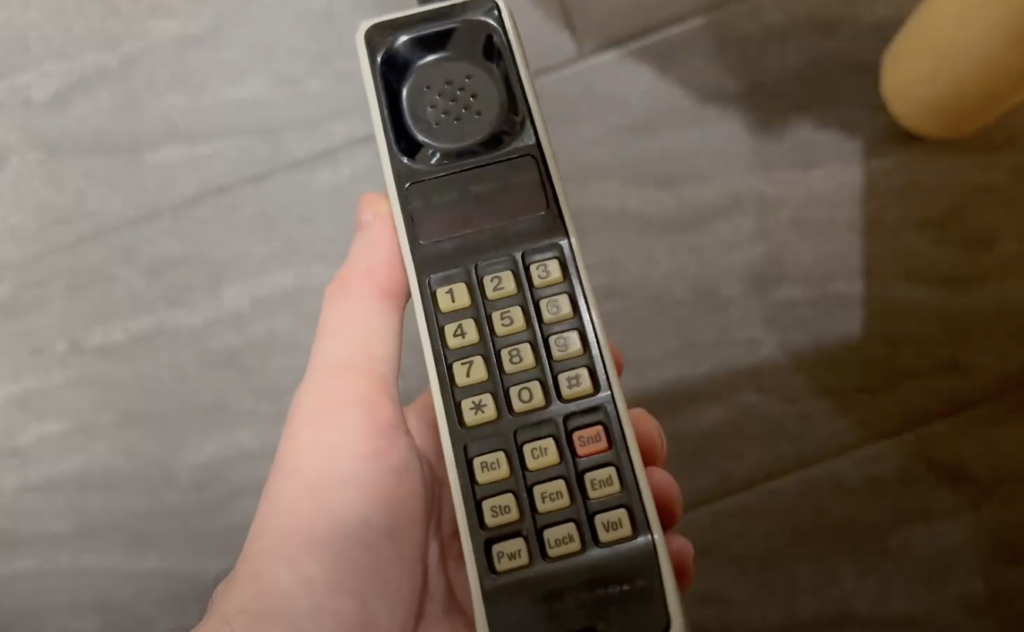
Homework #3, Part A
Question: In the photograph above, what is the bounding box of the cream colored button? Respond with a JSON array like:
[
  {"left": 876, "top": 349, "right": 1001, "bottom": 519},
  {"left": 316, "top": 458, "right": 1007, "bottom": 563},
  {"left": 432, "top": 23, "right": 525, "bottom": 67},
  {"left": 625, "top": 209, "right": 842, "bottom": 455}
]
[
  {"left": 491, "top": 537, "right": 530, "bottom": 573},
  {"left": 473, "top": 451, "right": 510, "bottom": 485},
  {"left": 500, "top": 342, "right": 537, "bottom": 375},
  {"left": 509, "top": 381, "right": 546, "bottom": 413},
  {"left": 543, "top": 522, "right": 583, "bottom": 559},
  {"left": 583, "top": 466, "right": 622, "bottom": 500},
  {"left": 483, "top": 271, "right": 518, "bottom": 300},
  {"left": 453, "top": 355, "right": 489, "bottom": 387},
  {"left": 539, "top": 294, "right": 574, "bottom": 324},
  {"left": 533, "top": 478, "right": 572, "bottom": 514},
  {"left": 491, "top": 306, "right": 528, "bottom": 337},
  {"left": 436, "top": 283, "right": 471, "bottom": 313},
  {"left": 594, "top": 508, "right": 634, "bottom": 544},
  {"left": 522, "top": 437, "right": 560, "bottom": 471},
  {"left": 482, "top": 492, "right": 521, "bottom": 528},
  {"left": 529, "top": 259, "right": 564, "bottom": 288},
  {"left": 557, "top": 367, "right": 595, "bottom": 401},
  {"left": 461, "top": 393, "right": 498, "bottom": 427},
  {"left": 548, "top": 330, "right": 584, "bottom": 361},
  {"left": 444, "top": 318, "right": 480, "bottom": 350}
]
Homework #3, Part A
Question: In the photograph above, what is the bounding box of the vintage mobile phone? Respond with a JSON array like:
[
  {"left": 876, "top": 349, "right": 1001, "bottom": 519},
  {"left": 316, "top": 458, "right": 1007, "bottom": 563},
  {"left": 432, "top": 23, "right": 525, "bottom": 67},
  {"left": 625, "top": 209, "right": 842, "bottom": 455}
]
[{"left": 357, "top": 2, "right": 686, "bottom": 631}]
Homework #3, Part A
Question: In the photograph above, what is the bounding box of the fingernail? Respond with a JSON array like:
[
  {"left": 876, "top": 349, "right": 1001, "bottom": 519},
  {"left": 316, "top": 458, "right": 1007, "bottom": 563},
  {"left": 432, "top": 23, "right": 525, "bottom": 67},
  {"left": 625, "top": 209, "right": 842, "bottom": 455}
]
[{"left": 658, "top": 423, "right": 669, "bottom": 463}]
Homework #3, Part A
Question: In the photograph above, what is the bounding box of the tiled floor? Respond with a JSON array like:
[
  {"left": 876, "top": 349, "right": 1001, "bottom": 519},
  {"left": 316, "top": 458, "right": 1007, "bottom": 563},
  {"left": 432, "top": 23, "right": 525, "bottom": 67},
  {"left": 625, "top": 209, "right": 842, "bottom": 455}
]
[{"left": 2, "top": 1, "right": 1022, "bottom": 631}]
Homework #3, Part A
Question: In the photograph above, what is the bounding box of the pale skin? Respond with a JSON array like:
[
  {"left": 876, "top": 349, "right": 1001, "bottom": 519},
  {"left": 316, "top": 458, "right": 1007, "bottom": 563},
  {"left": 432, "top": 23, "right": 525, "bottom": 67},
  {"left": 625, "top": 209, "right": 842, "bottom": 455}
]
[{"left": 195, "top": 193, "right": 695, "bottom": 632}]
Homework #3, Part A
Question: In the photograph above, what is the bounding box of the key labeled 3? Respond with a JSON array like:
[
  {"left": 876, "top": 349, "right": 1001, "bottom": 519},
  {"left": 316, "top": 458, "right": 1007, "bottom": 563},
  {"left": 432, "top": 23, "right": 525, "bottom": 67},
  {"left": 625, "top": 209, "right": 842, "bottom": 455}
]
[{"left": 529, "top": 259, "right": 564, "bottom": 288}]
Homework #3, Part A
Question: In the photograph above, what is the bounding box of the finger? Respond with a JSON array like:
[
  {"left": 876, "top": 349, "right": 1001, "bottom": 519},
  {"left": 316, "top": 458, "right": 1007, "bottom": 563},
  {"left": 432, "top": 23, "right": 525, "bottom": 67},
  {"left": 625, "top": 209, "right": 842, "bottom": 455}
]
[
  {"left": 305, "top": 193, "right": 409, "bottom": 384},
  {"left": 629, "top": 408, "right": 668, "bottom": 468},
  {"left": 666, "top": 533, "right": 696, "bottom": 593},
  {"left": 646, "top": 466, "right": 684, "bottom": 530}
]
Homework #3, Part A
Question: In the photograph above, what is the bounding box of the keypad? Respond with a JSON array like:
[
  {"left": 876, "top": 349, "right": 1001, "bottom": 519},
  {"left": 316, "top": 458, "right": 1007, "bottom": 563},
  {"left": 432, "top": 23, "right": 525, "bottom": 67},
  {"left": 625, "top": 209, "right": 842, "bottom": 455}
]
[{"left": 434, "top": 246, "right": 639, "bottom": 572}]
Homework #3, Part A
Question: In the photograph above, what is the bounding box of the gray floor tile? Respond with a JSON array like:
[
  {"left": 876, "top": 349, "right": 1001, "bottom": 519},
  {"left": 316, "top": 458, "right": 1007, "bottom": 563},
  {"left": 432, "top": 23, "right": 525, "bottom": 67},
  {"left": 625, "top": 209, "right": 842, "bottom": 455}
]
[
  {"left": 0, "top": 140, "right": 429, "bottom": 632},
  {"left": 561, "top": 0, "right": 730, "bottom": 51},
  {"left": 507, "top": 0, "right": 579, "bottom": 70},
  {"left": 0, "top": 0, "right": 407, "bottom": 265},
  {"left": 534, "top": 0, "right": 1024, "bottom": 507},
  {"left": 0, "top": 0, "right": 572, "bottom": 267},
  {"left": 683, "top": 392, "right": 1024, "bottom": 632}
]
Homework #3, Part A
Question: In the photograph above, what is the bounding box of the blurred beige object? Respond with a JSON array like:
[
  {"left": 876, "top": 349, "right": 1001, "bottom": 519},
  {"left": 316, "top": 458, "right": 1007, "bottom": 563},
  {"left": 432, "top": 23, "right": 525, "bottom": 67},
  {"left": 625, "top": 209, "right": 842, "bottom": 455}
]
[{"left": 881, "top": 0, "right": 1024, "bottom": 140}]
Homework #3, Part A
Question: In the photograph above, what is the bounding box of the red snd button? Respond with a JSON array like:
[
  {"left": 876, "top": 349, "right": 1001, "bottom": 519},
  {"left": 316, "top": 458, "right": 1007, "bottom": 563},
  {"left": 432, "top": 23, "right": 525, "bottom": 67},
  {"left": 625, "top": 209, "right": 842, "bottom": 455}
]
[{"left": 572, "top": 425, "right": 610, "bottom": 458}]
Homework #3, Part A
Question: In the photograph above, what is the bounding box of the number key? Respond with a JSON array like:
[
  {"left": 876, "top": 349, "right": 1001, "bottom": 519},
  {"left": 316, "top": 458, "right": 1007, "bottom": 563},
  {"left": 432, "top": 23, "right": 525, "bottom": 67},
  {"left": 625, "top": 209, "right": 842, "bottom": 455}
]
[
  {"left": 529, "top": 259, "right": 564, "bottom": 288},
  {"left": 483, "top": 271, "right": 518, "bottom": 300},
  {"left": 453, "top": 355, "right": 489, "bottom": 387},
  {"left": 548, "top": 330, "right": 584, "bottom": 361},
  {"left": 491, "top": 306, "right": 528, "bottom": 337},
  {"left": 509, "top": 380, "right": 546, "bottom": 413},
  {"left": 539, "top": 294, "right": 574, "bottom": 325},
  {"left": 444, "top": 318, "right": 480, "bottom": 350},
  {"left": 436, "top": 283, "right": 472, "bottom": 313},
  {"left": 500, "top": 342, "right": 537, "bottom": 374}
]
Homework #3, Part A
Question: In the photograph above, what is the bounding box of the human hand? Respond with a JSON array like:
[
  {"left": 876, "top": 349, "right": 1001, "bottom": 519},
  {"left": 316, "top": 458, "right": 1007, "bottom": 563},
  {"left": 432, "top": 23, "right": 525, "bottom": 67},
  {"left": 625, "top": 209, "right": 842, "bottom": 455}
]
[{"left": 195, "top": 193, "right": 695, "bottom": 632}]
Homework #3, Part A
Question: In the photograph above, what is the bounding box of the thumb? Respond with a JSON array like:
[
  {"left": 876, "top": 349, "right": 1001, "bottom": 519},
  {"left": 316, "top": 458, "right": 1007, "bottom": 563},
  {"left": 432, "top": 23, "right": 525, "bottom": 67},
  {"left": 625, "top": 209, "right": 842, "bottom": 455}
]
[{"left": 305, "top": 193, "right": 410, "bottom": 387}]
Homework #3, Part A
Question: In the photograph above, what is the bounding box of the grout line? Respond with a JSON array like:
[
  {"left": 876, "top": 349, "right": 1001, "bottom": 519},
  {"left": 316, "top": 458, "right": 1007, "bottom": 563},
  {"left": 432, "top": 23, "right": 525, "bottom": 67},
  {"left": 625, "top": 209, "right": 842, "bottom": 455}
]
[
  {"left": 682, "top": 375, "right": 1024, "bottom": 518},
  {"left": 535, "top": 0, "right": 750, "bottom": 81},
  {"left": 0, "top": 140, "right": 368, "bottom": 271}
]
